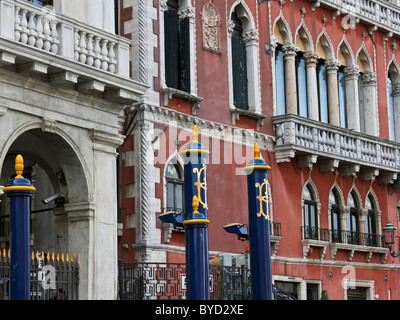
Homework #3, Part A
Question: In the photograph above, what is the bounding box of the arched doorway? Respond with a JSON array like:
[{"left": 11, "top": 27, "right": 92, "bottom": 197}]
[{"left": 0, "top": 128, "right": 89, "bottom": 252}]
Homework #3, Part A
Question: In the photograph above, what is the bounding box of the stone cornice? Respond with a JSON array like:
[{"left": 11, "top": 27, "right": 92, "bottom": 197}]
[{"left": 130, "top": 103, "right": 275, "bottom": 151}]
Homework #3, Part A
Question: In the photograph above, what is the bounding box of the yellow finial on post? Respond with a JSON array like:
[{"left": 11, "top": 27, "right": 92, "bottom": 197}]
[
  {"left": 192, "top": 125, "right": 199, "bottom": 143},
  {"left": 254, "top": 143, "right": 260, "bottom": 160},
  {"left": 192, "top": 195, "right": 199, "bottom": 214},
  {"left": 15, "top": 155, "right": 24, "bottom": 179}
]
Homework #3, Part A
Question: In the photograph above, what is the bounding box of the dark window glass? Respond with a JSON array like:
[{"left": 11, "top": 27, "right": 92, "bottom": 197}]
[{"left": 231, "top": 11, "right": 248, "bottom": 110}]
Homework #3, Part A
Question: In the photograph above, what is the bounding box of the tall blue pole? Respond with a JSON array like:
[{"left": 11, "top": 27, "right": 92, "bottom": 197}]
[
  {"left": 244, "top": 143, "right": 272, "bottom": 300},
  {"left": 180, "top": 125, "right": 210, "bottom": 300},
  {"left": 3, "top": 155, "right": 36, "bottom": 300}
]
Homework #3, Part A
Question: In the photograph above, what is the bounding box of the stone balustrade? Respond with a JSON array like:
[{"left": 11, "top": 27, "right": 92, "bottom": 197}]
[
  {"left": 0, "top": 0, "right": 129, "bottom": 78},
  {"left": 272, "top": 114, "right": 400, "bottom": 183},
  {"left": 309, "top": 0, "right": 400, "bottom": 36}
]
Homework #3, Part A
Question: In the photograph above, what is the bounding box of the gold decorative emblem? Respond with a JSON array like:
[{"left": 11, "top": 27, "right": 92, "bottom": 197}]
[
  {"left": 193, "top": 165, "right": 208, "bottom": 209},
  {"left": 255, "top": 179, "right": 270, "bottom": 220}
]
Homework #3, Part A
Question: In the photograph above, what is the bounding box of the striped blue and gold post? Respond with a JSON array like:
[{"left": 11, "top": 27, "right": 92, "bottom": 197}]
[
  {"left": 3, "top": 155, "right": 36, "bottom": 300},
  {"left": 180, "top": 125, "right": 210, "bottom": 300},
  {"left": 244, "top": 143, "right": 273, "bottom": 300}
]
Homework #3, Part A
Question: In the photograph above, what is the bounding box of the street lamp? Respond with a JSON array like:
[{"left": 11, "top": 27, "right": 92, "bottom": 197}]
[{"left": 382, "top": 201, "right": 400, "bottom": 258}]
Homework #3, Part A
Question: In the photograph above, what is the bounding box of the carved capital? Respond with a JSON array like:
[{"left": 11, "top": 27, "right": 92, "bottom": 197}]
[
  {"left": 243, "top": 29, "right": 259, "bottom": 45},
  {"left": 282, "top": 44, "right": 299, "bottom": 59},
  {"left": 325, "top": 59, "right": 341, "bottom": 73},
  {"left": 344, "top": 64, "right": 360, "bottom": 77},
  {"left": 362, "top": 72, "right": 377, "bottom": 86},
  {"left": 303, "top": 51, "right": 320, "bottom": 67}
]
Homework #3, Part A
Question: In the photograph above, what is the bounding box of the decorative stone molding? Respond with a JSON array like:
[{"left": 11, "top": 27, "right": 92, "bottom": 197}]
[
  {"left": 282, "top": 44, "right": 299, "bottom": 59},
  {"left": 303, "top": 51, "right": 320, "bottom": 67},
  {"left": 201, "top": 1, "right": 221, "bottom": 54},
  {"left": 325, "top": 59, "right": 341, "bottom": 74},
  {"left": 344, "top": 64, "right": 361, "bottom": 78},
  {"left": 243, "top": 29, "right": 259, "bottom": 46},
  {"left": 178, "top": 6, "right": 195, "bottom": 20},
  {"left": 162, "top": 87, "right": 204, "bottom": 115},
  {"left": 131, "top": 103, "right": 275, "bottom": 151},
  {"left": 362, "top": 72, "right": 377, "bottom": 86},
  {"left": 231, "top": 108, "right": 266, "bottom": 130}
]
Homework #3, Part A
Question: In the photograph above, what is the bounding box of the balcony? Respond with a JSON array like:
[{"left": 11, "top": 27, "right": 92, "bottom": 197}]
[
  {"left": 272, "top": 114, "right": 400, "bottom": 184},
  {"left": 301, "top": 225, "right": 389, "bottom": 263},
  {"left": 308, "top": 0, "right": 400, "bottom": 37},
  {"left": 0, "top": 0, "right": 147, "bottom": 104}
]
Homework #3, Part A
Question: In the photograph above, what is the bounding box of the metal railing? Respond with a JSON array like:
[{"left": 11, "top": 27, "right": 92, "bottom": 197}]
[
  {"left": 0, "top": 250, "right": 79, "bottom": 300},
  {"left": 302, "top": 226, "right": 330, "bottom": 241},
  {"left": 331, "top": 229, "right": 385, "bottom": 247},
  {"left": 117, "top": 261, "right": 295, "bottom": 300},
  {"left": 301, "top": 226, "right": 385, "bottom": 248}
]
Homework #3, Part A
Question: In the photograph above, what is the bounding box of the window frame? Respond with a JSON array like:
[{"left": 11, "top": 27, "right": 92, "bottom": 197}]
[
  {"left": 302, "top": 184, "right": 318, "bottom": 240},
  {"left": 165, "top": 162, "right": 184, "bottom": 213}
]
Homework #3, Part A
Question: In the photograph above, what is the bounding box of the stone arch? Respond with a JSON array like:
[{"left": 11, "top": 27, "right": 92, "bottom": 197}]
[
  {"left": 230, "top": 0, "right": 256, "bottom": 34},
  {"left": 366, "top": 188, "right": 381, "bottom": 212},
  {"left": 338, "top": 36, "right": 355, "bottom": 66},
  {"left": 0, "top": 122, "right": 90, "bottom": 204},
  {"left": 357, "top": 45, "right": 374, "bottom": 73},
  {"left": 316, "top": 30, "right": 335, "bottom": 60},
  {"left": 347, "top": 185, "right": 363, "bottom": 208},
  {"left": 388, "top": 57, "right": 400, "bottom": 83},
  {"left": 330, "top": 182, "right": 345, "bottom": 207},
  {"left": 296, "top": 21, "right": 314, "bottom": 52},
  {"left": 273, "top": 14, "right": 293, "bottom": 45}
]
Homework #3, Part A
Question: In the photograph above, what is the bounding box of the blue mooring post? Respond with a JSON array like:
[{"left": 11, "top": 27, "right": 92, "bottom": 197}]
[
  {"left": 244, "top": 143, "right": 273, "bottom": 300},
  {"left": 180, "top": 125, "right": 210, "bottom": 300},
  {"left": 3, "top": 155, "right": 36, "bottom": 300}
]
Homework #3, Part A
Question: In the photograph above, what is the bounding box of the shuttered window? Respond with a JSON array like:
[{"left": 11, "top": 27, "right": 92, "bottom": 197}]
[
  {"left": 231, "top": 11, "right": 248, "bottom": 110},
  {"left": 164, "top": 0, "right": 190, "bottom": 93}
]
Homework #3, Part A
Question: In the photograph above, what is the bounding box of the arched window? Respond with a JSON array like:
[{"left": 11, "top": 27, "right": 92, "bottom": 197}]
[
  {"left": 303, "top": 184, "right": 318, "bottom": 239},
  {"left": 317, "top": 59, "right": 328, "bottom": 123},
  {"left": 347, "top": 191, "right": 359, "bottom": 244},
  {"left": 329, "top": 189, "right": 341, "bottom": 243},
  {"left": 275, "top": 44, "right": 286, "bottom": 115},
  {"left": 231, "top": 10, "right": 248, "bottom": 110},
  {"left": 388, "top": 73, "right": 396, "bottom": 141},
  {"left": 165, "top": 162, "right": 184, "bottom": 213},
  {"left": 365, "top": 195, "right": 377, "bottom": 246},
  {"left": 296, "top": 52, "right": 308, "bottom": 117},
  {"left": 164, "top": 0, "right": 190, "bottom": 93}
]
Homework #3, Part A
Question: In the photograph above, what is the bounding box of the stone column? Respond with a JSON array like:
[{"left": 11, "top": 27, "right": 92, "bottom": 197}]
[
  {"left": 282, "top": 44, "right": 299, "bottom": 115},
  {"left": 325, "top": 59, "right": 341, "bottom": 126},
  {"left": 243, "top": 29, "right": 261, "bottom": 114},
  {"left": 362, "top": 72, "right": 378, "bottom": 136},
  {"left": 344, "top": 64, "right": 361, "bottom": 131},
  {"left": 304, "top": 51, "right": 320, "bottom": 121},
  {"left": 392, "top": 82, "right": 400, "bottom": 142}
]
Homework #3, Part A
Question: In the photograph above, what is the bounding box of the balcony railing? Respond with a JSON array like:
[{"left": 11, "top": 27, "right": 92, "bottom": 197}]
[
  {"left": 309, "top": 0, "right": 400, "bottom": 36},
  {"left": 302, "top": 226, "right": 330, "bottom": 242},
  {"left": 301, "top": 226, "right": 385, "bottom": 248},
  {"left": 2, "top": 0, "right": 128, "bottom": 76},
  {"left": 331, "top": 229, "right": 385, "bottom": 247},
  {"left": 0, "top": 0, "right": 147, "bottom": 103},
  {"left": 273, "top": 114, "right": 400, "bottom": 183}
]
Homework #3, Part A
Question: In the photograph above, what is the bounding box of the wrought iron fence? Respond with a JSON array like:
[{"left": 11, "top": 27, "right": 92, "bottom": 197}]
[
  {"left": 117, "top": 261, "right": 294, "bottom": 300},
  {"left": 330, "top": 230, "right": 385, "bottom": 247},
  {"left": 0, "top": 249, "right": 79, "bottom": 300}
]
